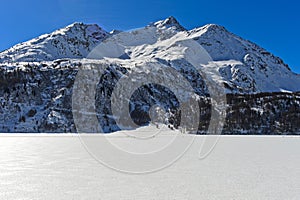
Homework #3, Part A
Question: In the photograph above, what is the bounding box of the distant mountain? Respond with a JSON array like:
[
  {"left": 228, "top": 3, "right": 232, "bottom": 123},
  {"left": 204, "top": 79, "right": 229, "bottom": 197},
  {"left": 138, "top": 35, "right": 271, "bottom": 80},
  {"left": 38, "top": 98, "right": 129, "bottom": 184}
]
[{"left": 0, "top": 17, "right": 299, "bottom": 133}]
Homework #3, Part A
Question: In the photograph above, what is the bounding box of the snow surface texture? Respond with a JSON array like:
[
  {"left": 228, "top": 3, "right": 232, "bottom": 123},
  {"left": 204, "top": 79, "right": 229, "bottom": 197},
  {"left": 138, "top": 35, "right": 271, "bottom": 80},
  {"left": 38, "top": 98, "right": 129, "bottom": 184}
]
[{"left": 0, "top": 126, "right": 299, "bottom": 199}]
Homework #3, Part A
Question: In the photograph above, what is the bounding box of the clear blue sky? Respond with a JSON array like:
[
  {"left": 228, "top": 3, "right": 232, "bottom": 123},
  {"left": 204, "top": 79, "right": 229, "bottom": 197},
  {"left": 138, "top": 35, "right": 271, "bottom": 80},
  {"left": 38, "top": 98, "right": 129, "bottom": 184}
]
[{"left": 1, "top": 0, "right": 299, "bottom": 74}]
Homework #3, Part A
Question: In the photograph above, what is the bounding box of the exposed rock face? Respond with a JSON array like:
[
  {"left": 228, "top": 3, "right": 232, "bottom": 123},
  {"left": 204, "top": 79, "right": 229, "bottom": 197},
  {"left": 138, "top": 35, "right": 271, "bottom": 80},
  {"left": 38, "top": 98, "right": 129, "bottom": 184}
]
[{"left": 0, "top": 17, "right": 299, "bottom": 134}]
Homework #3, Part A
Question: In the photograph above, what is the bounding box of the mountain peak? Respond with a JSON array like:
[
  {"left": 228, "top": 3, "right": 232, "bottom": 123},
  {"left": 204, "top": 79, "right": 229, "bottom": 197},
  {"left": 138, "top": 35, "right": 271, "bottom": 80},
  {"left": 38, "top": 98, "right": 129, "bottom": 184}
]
[
  {"left": 64, "top": 22, "right": 101, "bottom": 30},
  {"left": 152, "top": 16, "right": 186, "bottom": 31},
  {"left": 0, "top": 22, "right": 108, "bottom": 62},
  {"left": 202, "top": 24, "right": 227, "bottom": 32},
  {"left": 66, "top": 22, "right": 84, "bottom": 28},
  {"left": 189, "top": 23, "right": 228, "bottom": 34},
  {"left": 58, "top": 22, "right": 107, "bottom": 39}
]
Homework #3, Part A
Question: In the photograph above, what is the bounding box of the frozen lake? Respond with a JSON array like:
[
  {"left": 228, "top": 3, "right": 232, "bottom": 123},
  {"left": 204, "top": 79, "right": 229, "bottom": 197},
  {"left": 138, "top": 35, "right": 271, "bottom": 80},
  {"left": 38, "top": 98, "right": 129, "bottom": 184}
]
[{"left": 0, "top": 128, "right": 299, "bottom": 199}]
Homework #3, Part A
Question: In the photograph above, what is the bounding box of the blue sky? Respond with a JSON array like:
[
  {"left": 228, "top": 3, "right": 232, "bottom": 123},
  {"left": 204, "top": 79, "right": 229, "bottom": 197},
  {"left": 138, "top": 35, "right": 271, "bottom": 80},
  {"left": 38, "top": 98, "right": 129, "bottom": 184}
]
[{"left": 1, "top": 0, "right": 299, "bottom": 73}]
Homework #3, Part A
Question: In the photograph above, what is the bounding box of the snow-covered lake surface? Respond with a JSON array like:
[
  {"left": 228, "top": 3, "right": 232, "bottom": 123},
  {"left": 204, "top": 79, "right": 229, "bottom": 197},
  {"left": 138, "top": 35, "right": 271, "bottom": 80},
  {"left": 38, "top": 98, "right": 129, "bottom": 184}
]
[{"left": 0, "top": 127, "right": 299, "bottom": 199}]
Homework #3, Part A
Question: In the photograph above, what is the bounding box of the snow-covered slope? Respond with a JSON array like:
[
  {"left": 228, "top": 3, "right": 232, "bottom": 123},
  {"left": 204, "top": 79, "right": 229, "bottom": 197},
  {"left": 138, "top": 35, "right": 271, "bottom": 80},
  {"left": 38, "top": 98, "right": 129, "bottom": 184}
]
[
  {"left": 0, "top": 23, "right": 108, "bottom": 62},
  {"left": 189, "top": 24, "right": 299, "bottom": 93}
]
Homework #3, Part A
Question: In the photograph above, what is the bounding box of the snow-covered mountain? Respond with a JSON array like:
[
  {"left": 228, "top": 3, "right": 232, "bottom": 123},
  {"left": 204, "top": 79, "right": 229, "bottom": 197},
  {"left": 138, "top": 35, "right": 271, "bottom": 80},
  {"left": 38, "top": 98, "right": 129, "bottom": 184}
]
[
  {"left": 0, "top": 17, "right": 299, "bottom": 133},
  {"left": 0, "top": 22, "right": 108, "bottom": 62},
  {"left": 1, "top": 17, "right": 299, "bottom": 93},
  {"left": 189, "top": 24, "right": 300, "bottom": 93}
]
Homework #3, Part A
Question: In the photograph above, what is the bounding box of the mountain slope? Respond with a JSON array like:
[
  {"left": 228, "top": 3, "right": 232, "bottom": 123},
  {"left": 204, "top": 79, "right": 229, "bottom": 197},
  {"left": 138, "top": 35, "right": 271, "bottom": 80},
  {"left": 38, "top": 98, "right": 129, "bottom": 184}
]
[
  {"left": 189, "top": 24, "right": 299, "bottom": 93},
  {"left": 0, "top": 23, "right": 108, "bottom": 62},
  {"left": 0, "top": 17, "right": 299, "bottom": 133}
]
